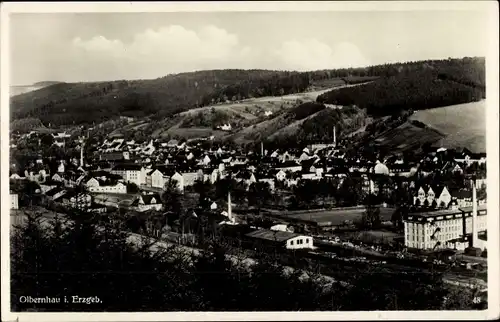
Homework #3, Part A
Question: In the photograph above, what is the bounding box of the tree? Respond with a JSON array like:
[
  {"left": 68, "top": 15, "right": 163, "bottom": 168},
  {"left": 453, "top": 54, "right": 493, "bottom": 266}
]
[
  {"left": 11, "top": 205, "right": 480, "bottom": 312},
  {"left": 361, "top": 194, "right": 381, "bottom": 229},
  {"left": 40, "top": 133, "right": 54, "bottom": 147},
  {"left": 391, "top": 206, "right": 407, "bottom": 231},
  {"left": 247, "top": 181, "right": 272, "bottom": 217},
  {"left": 126, "top": 182, "right": 140, "bottom": 194}
]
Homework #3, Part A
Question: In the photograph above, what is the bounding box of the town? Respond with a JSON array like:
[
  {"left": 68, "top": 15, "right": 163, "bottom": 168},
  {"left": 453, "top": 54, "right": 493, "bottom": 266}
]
[
  {"left": 10, "top": 123, "right": 488, "bottom": 298},
  {"left": 6, "top": 6, "right": 495, "bottom": 313}
]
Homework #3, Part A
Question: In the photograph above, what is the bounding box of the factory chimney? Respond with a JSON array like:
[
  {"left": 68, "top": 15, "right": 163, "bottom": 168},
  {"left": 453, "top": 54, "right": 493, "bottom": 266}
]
[
  {"left": 471, "top": 179, "right": 478, "bottom": 247},
  {"left": 228, "top": 190, "right": 233, "bottom": 222},
  {"left": 80, "top": 139, "right": 85, "bottom": 167},
  {"left": 333, "top": 125, "right": 336, "bottom": 147},
  {"left": 261, "top": 141, "right": 264, "bottom": 157}
]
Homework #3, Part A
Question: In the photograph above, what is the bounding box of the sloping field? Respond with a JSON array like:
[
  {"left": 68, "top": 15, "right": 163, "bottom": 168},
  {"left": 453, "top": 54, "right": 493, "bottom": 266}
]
[
  {"left": 268, "top": 110, "right": 325, "bottom": 140},
  {"left": 160, "top": 125, "right": 228, "bottom": 140},
  {"left": 409, "top": 100, "right": 486, "bottom": 153},
  {"left": 373, "top": 121, "right": 444, "bottom": 153},
  {"left": 229, "top": 113, "right": 291, "bottom": 144}
]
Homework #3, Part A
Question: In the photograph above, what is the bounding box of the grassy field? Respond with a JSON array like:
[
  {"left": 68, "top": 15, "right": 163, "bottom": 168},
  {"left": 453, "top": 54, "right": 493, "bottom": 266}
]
[
  {"left": 409, "top": 100, "right": 486, "bottom": 153},
  {"left": 373, "top": 121, "right": 445, "bottom": 153},
  {"left": 281, "top": 207, "right": 397, "bottom": 226}
]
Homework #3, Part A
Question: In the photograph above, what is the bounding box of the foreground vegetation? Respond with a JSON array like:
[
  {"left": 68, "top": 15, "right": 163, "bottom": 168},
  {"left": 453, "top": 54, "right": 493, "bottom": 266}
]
[{"left": 11, "top": 207, "right": 482, "bottom": 312}]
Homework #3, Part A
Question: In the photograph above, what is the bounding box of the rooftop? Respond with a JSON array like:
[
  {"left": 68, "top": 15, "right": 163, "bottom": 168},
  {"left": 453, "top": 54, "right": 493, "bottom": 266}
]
[{"left": 246, "top": 229, "right": 301, "bottom": 242}]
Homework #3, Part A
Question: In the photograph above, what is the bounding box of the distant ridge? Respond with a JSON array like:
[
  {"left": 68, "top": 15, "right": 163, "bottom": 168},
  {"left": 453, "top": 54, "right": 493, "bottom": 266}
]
[{"left": 32, "top": 81, "right": 64, "bottom": 87}]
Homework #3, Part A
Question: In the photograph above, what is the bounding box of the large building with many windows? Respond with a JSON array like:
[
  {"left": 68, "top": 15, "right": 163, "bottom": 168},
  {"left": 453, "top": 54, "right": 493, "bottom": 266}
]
[{"left": 403, "top": 204, "right": 487, "bottom": 251}]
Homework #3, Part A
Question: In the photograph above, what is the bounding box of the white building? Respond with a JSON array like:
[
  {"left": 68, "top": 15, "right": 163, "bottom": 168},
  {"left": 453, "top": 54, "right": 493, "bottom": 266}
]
[
  {"left": 111, "top": 164, "right": 146, "bottom": 186},
  {"left": 414, "top": 185, "right": 452, "bottom": 208},
  {"left": 403, "top": 205, "right": 487, "bottom": 251},
  {"left": 275, "top": 170, "right": 287, "bottom": 181},
  {"left": 245, "top": 229, "right": 314, "bottom": 250},
  {"left": 219, "top": 124, "right": 232, "bottom": 131},
  {"left": 132, "top": 193, "right": 163, "bottom": 212},
  {"left": 86, "top": 178, "right": 127, "bottom": 194}
]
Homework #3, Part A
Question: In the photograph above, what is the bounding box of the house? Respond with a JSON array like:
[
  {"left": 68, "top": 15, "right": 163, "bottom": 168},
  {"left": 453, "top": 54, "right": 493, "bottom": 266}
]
[
  {"left": 57, "top": 162, "right": 65, "bottom": 173},
  {"left": 166, "top": 139, "right": 179, "bottom": 148},
  {"left": 86, "top": 178, "right": 127, "bottom": 194},
  {"left": 414, "top": 185, "right": 452, "bottom": 209},
  {"left": 245, "top": 229, "right": 314, "bottom": 250},
  {"left": 182, "top": 171, "right": 199, "bottom": 188},
  {"left": 148, "top": 166, "right": 175, "bottom": 189},
  {"left": 270, "top": 224, "right": 292, "bottom": 232},
  {"left": 278, "top": 151, "right": 294, "bottom": 163},
  {"left": 218, "top": 124, "right": 232, "bottom": 131},
  {"left": 171, "top": 172, "right": 185, "bottom": 192},
  {"left": 111, "top": 164, "right": 146, "bottom": 186},
  {"left": 11, "top": 193, "right": 19, "bottom": 210},
  {"left": 276, "top": 169, "right": 287, "bottom": 181},
  {"left": 201, "top": 155, "right": 211, "bottom": 166},
  {"left": 142, "top": 140, "right": 156, "bottom": 156},
  {"left": 132, "top": 193, "right": 163, "bottom": 212}
]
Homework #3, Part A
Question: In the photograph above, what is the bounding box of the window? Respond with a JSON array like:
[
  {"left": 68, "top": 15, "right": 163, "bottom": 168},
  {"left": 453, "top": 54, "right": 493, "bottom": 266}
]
[
  {"left": 306, "top": 239, "right": 309, "bottom": 243},
  {"left": 290, "top": 241, "right": 294, "bottom": 245}
]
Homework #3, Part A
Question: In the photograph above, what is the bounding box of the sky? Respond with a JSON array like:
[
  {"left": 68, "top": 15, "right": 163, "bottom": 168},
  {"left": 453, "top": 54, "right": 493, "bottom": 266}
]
[{"left": 9, "top": 10, "right": 490, "bottom": 85}]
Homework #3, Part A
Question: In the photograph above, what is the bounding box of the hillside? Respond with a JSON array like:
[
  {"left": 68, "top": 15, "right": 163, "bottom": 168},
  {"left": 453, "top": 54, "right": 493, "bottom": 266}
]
[
  {"left": 371, "top": 121, "right": 445, "bottom": 154},
  {"left": 317, "top": 57, "right": 485, "bottom": 116},
  {"left": 10, "top": 70, "right": 312, "bottom": 127},
  {"left": 11, "top": 57, "right": 484, "bottom": 129},
  {"left": 10, "top": 81, "right": 65, "bottom": 97},
  {"left": 409, "top": 100, "right": 486, "bottom": 153}
]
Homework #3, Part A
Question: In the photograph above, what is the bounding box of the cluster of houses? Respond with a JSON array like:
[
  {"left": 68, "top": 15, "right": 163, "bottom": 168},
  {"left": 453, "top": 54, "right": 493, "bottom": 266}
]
[{"left": 9, "top": 128, "right": 488, "bottom": 254}]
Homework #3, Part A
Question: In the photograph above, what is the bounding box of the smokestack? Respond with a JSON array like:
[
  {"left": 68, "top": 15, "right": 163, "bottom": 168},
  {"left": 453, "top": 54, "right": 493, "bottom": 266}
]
[
  {"left": 261, "top": 142, "right": 264, "bottom": 157},
  {"left": 472, "top": 179, "right": 478, "bottom": 247},
  {"left": 80, "top": 140, "right": 85, "bottom": 167},
  {"left": 333, "top": 125, "right": 336, "bottom": 147},
  {"left": 228, "top": 191, "right": 232, "bottom": 222}
]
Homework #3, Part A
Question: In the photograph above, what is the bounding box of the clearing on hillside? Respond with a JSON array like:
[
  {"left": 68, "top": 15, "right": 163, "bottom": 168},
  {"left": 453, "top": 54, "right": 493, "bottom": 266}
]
[{"left": 409, "top": 100, "right": 486, "bottom": 153}]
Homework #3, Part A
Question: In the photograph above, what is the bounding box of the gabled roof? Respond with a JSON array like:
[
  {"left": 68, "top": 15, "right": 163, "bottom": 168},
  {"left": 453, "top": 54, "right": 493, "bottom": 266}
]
[
  {"left": 138, "top": 193, "right": 162, "bottom": 205},
  {"left": 246, "top": 229, "right": 302, "bottom": 242},
  {"left": 112, "top": 164, "right": 143, "bottom": 171}
]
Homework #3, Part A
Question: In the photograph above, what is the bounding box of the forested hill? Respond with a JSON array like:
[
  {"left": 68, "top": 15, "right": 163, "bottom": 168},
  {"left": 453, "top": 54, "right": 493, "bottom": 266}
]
[
  {"left": 11, "top": 57, "right": 485, "bottom": 128},
  {"left": 317, "top": 57, "right": 485, "bottom": 116}
]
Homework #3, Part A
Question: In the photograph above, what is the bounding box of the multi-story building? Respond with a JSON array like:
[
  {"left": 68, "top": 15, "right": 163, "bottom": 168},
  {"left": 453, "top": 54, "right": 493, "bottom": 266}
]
[
  {"left": 403, "top": 204, "right": 487, "bottom": 251},
  {"left": 111, "top": 164, "right": 146, "bottom": 186}
]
